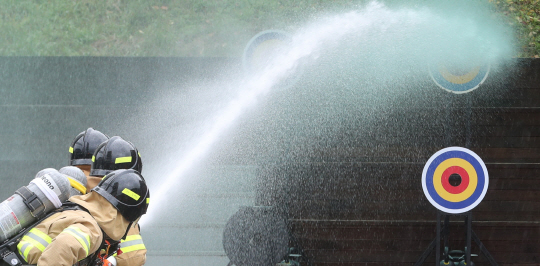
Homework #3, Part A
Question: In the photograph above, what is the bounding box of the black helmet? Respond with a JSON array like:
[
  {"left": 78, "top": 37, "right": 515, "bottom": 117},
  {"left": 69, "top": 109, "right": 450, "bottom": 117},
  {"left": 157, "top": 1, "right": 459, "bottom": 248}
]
[
  {"left": 90, "top": 136, "right": 143, "bottom": 177},
  {"left": 69, "top": 128, "right": 109, "bottom": 166},
  {"left": 92, "top": 169, "right": 149, "bottom": 222}
]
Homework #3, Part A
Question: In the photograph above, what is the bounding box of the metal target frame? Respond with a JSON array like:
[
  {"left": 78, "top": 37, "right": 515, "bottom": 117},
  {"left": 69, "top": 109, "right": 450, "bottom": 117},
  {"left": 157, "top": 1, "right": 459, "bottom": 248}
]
[{"left": 422, "top": 147, "right": 489, "bottom": 214}]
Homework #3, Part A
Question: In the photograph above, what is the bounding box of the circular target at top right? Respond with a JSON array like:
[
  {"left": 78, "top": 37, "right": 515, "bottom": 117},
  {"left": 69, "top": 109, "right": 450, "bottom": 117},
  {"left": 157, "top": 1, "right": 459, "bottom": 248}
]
[{"left": 429, "top": 62, "right": 490, "bottom": 94}]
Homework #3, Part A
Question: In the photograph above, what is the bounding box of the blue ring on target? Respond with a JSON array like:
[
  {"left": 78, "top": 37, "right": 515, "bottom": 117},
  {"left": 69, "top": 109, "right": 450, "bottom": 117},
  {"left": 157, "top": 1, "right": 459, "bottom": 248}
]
[
  {"left": 422, "top": 147, "right": 489, "bottom": 214},
  {"left": 429, "top": 63, "right": 490, "bottom": 94}
]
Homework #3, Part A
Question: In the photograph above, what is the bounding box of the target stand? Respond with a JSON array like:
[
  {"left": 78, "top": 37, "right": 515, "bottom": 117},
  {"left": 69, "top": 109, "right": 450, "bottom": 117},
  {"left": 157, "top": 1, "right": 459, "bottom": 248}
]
[{"left": 415, "top": 147, "right": 498, "bottom": 266}]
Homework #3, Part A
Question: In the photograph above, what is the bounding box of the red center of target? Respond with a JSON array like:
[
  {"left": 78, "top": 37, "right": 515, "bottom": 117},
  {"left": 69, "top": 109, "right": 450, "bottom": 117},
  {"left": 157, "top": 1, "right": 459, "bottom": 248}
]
[{"left": 441, "top": 166, "right": 470, "bottom": 194}]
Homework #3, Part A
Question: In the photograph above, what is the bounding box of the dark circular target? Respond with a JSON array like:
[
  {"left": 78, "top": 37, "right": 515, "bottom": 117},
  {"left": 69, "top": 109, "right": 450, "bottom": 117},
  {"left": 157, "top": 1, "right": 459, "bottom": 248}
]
[{"left": 223, "top": 206, "right": 289, "bottom": 266}]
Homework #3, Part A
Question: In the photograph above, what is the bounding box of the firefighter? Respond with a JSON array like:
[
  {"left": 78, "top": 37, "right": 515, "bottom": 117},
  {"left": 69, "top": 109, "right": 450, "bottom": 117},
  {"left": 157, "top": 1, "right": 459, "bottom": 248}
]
[
  {"left": 89, "top": 136, "right": 145, "bottom": 266},
  {"left": 69, "top": 131, "right": 146, "bottom": 266},
  {"left": 68, "top": 127, "right": 109, "bottom": 190},
  {"left": 16, "top": 169, "right": 149, "bottom": 266}
]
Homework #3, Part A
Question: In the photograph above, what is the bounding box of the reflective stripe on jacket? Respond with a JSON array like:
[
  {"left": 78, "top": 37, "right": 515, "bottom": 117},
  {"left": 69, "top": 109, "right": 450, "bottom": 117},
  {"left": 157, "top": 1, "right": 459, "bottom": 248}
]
[
  {"left": 17, "top": 228, "right": 52, "bottom": 261},
  {"left": 115, "top": 225, "right": 147, "bottom": 266}
]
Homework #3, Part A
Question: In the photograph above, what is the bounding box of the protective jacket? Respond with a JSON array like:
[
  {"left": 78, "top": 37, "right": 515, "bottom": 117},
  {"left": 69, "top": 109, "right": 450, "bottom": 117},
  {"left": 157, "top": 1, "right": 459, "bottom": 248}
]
[
  {"left": 86, "top": 175, "right": 102, "bottom": 192},
  {"left": 17, "top": 192, "right": 129, "bottom": 266},
  {"left": 115, "top": 225, "right": 146, "bottom": 266}
]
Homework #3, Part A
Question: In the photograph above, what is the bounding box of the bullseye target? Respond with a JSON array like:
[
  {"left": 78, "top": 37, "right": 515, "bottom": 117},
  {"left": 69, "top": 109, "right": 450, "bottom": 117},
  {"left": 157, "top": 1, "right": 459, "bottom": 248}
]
[
  {"left": 422, "top": 147, "right": 489, "bottom": 214},
  {"left": 429, "top": 63, "right": 490, "bottom": 94}
]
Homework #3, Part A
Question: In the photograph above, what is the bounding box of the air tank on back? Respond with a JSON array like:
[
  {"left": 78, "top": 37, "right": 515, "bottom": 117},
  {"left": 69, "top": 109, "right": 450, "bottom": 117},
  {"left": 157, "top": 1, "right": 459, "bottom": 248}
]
[{"left": 0, "top": 169, "right": 71, "bottom": 242}]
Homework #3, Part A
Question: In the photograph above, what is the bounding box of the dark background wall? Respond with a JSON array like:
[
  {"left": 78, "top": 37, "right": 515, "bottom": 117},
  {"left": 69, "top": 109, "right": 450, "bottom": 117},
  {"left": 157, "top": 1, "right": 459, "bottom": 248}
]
[
  {"left": 0, "top": 57, "right": 538, "bottom": 265},
  {"left": 0, "top": 56, "right": 236, "bottom": 189},
  {"left": 256, "top": 59, "right": 540, "bottom": 265},
  {"left": 0, "top": 57, "right": 247, "bottom": 265}
]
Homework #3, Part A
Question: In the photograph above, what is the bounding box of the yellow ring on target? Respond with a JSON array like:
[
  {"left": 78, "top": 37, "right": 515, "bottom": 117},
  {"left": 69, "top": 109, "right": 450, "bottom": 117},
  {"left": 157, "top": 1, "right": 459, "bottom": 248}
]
[
  {"left": 439, "top": 66, "right": 481, "bottom": 85},
  {"left": 433, "top": 158, "right": 478, "bottom": 202}
]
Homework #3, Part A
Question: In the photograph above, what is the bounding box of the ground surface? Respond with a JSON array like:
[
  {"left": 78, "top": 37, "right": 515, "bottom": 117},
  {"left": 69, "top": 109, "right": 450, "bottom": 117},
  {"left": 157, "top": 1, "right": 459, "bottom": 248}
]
[{"left": 0, "top": 0, "right": 538, "bottom": 57}]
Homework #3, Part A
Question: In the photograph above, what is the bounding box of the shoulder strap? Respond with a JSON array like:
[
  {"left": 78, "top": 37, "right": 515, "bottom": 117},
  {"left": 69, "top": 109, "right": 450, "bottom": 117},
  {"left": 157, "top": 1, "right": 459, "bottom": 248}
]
[{"left": 60, "top": 201, "right": 90, "bottom": 213}]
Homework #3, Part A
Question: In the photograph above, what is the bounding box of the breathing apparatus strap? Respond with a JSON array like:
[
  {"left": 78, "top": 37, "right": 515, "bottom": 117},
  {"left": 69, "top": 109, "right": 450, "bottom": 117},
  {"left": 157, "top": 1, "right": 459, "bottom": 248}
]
[
  {"left": 60, "top": 202, "right": 88, "bottom": 212},
  {"left": 121, "top": 222, "right": 133, "bottom": 241},
  {"left": 14, "top": 187, "right": 45, "bottom": 219},
  {"left": 0, "top": 249, "right": 23, "bottom": 266}
]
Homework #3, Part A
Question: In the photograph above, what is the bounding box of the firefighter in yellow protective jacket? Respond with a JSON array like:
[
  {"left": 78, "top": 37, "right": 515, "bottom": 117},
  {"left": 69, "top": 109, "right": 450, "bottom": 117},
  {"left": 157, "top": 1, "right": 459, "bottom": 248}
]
[
  {"left": 17, "top": 169, "right": 150, "bottom": 266},
  {"left": 68, "top": 129, "right": 147, "bottom": 265}
]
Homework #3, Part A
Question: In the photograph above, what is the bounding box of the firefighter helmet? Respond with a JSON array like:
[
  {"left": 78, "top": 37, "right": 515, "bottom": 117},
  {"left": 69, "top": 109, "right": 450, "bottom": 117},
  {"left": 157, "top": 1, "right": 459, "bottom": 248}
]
[
  {"left": 69, "top": 128, "right": 109, "bottom": 166},
  {"left": 92, "top": 169, "right": 149, "bottom": 222},
  {"left": 90, "top": 136, "right": 142, "bottom": 177}
]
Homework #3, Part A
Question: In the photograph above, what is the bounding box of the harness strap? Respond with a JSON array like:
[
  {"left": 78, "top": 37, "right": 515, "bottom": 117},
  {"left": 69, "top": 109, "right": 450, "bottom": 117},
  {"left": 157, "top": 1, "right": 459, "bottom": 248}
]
[
  {"left": 14, "top": 187, "right": 45, "bottom": 218},
  {"left": 1, "top": 248, "right": 23, "bottom": 266}
]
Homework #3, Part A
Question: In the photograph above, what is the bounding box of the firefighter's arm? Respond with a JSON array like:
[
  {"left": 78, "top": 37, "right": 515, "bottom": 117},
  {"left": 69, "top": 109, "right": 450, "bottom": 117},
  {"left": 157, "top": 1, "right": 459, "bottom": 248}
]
[
  {"left": 115, "top": 225, "right": 147, "bottom": 266},
  {"left": 36, "top": 223, "right": 102, "bottom": 266}
]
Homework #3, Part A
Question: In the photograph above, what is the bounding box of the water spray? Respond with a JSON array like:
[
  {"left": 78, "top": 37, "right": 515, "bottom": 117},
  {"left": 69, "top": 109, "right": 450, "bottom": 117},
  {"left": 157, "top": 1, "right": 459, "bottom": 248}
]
[{"left": 142, "top": 1, "right": 515, "bottom": 226}]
